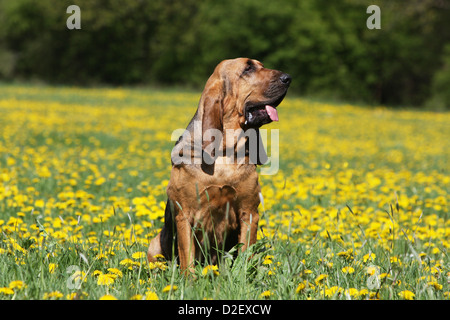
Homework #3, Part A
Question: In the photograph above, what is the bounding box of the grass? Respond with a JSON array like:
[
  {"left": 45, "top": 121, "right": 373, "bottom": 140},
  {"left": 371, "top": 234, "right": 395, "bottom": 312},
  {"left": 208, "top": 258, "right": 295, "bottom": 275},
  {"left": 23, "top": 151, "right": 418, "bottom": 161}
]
[{"left": 0, "top": 83, "right": 449, "bottom": 300}]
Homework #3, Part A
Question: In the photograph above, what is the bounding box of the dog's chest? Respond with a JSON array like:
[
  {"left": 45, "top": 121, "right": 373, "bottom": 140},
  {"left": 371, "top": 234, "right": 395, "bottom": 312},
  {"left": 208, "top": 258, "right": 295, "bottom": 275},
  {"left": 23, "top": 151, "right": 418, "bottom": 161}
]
[
  {"left": 210, "top": 157, "right": 255, "bottom": 182},
  {"left": 168, "top": 162, "right": 260, "bottom": 208}
]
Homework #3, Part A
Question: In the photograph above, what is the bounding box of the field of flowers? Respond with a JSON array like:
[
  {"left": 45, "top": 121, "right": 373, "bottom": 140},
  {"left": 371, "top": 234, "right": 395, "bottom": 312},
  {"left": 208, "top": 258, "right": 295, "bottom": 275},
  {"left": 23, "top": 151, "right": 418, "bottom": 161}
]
[{"left": 0, "top": 84, "right": 448, "bottom": 300}]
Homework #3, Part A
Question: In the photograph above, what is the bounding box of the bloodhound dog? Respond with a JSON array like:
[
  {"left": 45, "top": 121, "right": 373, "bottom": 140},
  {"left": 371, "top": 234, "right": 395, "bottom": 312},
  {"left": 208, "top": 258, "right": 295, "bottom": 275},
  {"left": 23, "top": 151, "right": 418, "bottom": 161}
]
[{"left": 147, "top": 58, "right": 291, "bottom": 273}]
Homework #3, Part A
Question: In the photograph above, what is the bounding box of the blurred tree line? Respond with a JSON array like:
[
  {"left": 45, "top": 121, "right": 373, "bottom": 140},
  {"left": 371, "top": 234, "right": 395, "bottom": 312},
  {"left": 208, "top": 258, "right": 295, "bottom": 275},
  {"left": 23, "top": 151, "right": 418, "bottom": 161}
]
[{"left": 0, "top": 0, "right": 449, "bottom": 108}]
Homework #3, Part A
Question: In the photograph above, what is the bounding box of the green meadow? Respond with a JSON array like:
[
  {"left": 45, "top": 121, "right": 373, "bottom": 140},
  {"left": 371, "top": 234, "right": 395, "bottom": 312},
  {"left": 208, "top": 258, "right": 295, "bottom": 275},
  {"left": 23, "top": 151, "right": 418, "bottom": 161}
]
[{"left": 0, "top": 84, "right": 449, "bottom": 300}]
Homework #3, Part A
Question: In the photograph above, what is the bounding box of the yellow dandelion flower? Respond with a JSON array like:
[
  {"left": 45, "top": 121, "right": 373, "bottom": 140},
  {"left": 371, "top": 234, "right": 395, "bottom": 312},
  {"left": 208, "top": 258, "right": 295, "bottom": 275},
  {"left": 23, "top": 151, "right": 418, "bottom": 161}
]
[
  {"left": 345, "top": 288, "right": 360, "bottom": 298},
  {"left": 66, "top": 290, "right": 88, "bottom": 300},
  {"left": 93, "top": 270, "right": 103, "bottom": 277},
  {"left": 152, "top": 254, "right": 165, "bottom": 260},
  {"left": 103, "top": 230, "right": 114, "bottom": 237},
  {"left": 431, "top": 247, "right": 441, "bottom": 255},
  {"left": 268, "top": 267, "right": 276, "bottom": 276},
  {"left": 0, "top": 287, "right": 14, "bottom": 295},
  {"left": 260, "top": 290, "right": 272, "bottom": 298},
  {"left": 366, "top": 266, "right": 379, "bottom": 276},
  {"left": 97, "top": 273, "right": 115, "bottom": 286},
  {"left": 132, "top": 251, "right": 146, "bottom": 259},
  {"left": 342, "top": 266, "right": 355, "bottom": 274},
  {"left": 35, "top": 199, "right": 45, "bottom": 208},
  {"left": 48, "top": 263, "right": 57, "bottom": 274},
  {"left": 94, "top": 177, "right": 106, "bottom": 185},
  {"left": 43, "top": 291, "right": 63, "bottom": 299},
  {"left": 148, "top": 261, "right": 167, "bottom": 271},
  {"left": 145, "top": 291, "right": 159, "bottom": 300},
  {"left": 337, "top": 249, "right": 354, "bottom": 260},
  {"left": 119, "top": 258, "right": 134, "bottom": 265},
  {"left": 323, "top": 286, "right": 343, "bottom": 298},
  {"left": 202, "top": 265, "right": 219, "bottom": 277},
  {"left": 107, "top": 268, "right": 123, "bottom": 278},
  {"left": 379, "top": 273, "right": 389, "bottom": 279},
  {"left": 369, "top": 292, "right": 380, "bottom": 300},
  {"left": 427, "top": 281, "right": 443, "bottom": 290},
  {"left": 99, "top": 294, "right": 117, "bottom": 300},
  {"left": 262, "top": 256, "right": 273, "bottom": 265},
  {"left": 66, "top": 293, "right": 77, "bottom": 300},
  {"left": 315, "top": 274, "right": 328, "bottom": 285},
  {"left": 390, "top": 256, "right": 402, "bottom": 266},
  {"left": 162, "top": 285, "right": 178, "bottom": 293},
  {"left": 142, "top": 221, "right": 153, "bottom": 228},
  {"left": 363, "top": 253, "right": 376, "bottom": 263},
  {"left": 398, "top": 290, "right": 415, "bottom": 300},
  {"left": 9, "top": 280, "right": 26, "bottom": 290},
  {"left": 359, "top": 289, "right": 369, "bottom": 296},
  {"left": 296, "top": 282, "right": 306, "bottom": 293},
  {"left": 95, "top": 253, "right": 108, "bottom": 260}
]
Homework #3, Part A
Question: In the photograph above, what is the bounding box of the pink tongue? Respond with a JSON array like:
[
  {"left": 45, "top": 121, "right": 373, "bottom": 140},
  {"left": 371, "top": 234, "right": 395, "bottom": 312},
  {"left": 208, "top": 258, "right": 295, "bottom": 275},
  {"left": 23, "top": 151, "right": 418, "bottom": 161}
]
[{"left": 265, "top": 105, "right": 279, "bottom": 121}]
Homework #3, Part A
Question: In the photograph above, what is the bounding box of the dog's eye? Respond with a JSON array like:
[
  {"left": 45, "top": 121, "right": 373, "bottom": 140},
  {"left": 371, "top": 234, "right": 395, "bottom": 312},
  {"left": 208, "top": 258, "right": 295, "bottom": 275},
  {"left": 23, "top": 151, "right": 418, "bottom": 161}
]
[{"left": 243, "top": 63, "right": 254, "bottom": 74}]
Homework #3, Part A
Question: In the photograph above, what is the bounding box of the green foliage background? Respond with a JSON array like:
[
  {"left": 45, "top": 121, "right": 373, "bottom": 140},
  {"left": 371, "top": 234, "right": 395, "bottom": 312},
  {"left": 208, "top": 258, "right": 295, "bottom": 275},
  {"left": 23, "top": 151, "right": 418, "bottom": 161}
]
[{"left": 0, "top": 0, "right": 449, "bottom": 108}]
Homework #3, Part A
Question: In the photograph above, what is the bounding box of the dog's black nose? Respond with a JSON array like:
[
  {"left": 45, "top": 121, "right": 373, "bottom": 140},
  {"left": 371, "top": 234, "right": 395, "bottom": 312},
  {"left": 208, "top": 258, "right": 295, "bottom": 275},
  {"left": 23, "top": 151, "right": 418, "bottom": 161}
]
[{"left": 280, "top": 73, "right": 291, "bottom": 85}]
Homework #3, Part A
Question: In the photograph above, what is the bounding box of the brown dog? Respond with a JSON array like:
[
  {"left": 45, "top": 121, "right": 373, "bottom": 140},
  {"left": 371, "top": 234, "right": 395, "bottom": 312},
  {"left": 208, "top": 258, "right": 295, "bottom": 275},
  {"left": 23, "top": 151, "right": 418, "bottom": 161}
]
[{"left": 147, "top": 58, "right": 291, "bottom": 273}]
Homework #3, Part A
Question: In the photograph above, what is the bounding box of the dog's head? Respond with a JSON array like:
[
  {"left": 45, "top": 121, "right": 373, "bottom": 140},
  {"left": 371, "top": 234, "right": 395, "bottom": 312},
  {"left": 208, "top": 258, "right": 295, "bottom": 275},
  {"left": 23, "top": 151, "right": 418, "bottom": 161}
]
[
  {"left": 200, "top": 58, "right": 291, "bottom": 131},
  {"left": 171, "top": 58, "right": 291, "bottom": 168}
]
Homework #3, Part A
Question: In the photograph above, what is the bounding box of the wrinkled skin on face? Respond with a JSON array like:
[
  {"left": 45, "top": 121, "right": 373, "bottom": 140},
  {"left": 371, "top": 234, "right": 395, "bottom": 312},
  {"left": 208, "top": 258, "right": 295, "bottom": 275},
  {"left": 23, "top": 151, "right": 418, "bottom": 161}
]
[{"left": 209, "top": 57, "right": 291, "bottom": 130}]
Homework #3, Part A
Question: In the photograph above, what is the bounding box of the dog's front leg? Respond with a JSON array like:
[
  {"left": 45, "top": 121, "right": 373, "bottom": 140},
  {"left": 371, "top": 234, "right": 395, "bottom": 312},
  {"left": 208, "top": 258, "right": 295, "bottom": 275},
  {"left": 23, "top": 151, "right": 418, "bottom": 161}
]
[
  {"left": 175, "top": 213, "right": 195, "bottom": 275},
  {"left": 238, "top": 210, "right": 259, "bottom": 252}
]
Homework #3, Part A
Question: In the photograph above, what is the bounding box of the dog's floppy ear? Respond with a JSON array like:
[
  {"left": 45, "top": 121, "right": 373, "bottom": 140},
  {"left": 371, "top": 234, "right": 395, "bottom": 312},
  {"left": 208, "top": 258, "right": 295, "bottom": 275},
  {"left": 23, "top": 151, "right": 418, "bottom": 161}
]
[
  {"left": 246, "top": 128, "right": 268, "bottom": 165},
  {"left": 256, "top": 129, "right": 268, "bottom": 165},
  {"left": 199, "top": 73, "right": 224, "bottom": 165}
]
